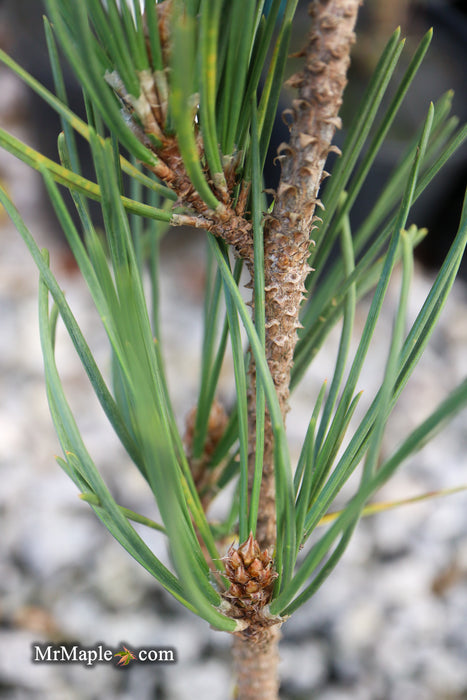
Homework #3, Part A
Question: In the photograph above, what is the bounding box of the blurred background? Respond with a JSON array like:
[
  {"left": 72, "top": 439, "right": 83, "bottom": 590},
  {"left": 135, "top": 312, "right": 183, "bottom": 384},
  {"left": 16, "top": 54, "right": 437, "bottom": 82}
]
[{"left": 1, "top": 1, "right": 466, "bottom": 698}]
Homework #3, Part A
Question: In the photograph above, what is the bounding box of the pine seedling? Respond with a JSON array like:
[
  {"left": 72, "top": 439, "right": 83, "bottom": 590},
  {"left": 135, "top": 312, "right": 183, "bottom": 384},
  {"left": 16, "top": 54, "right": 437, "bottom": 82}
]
[{"left": 1, "top": 1, "right": 466, "bottom": 697}]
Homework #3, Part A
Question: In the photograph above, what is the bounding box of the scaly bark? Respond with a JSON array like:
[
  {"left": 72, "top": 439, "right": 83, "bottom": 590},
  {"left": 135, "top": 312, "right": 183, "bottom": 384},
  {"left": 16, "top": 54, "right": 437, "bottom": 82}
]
[
  {"left": 232, "top": 626, "right": 281, "bottom": 700},
  {"left": 251, "top": 0, "right": 361, "bottom": 552}
]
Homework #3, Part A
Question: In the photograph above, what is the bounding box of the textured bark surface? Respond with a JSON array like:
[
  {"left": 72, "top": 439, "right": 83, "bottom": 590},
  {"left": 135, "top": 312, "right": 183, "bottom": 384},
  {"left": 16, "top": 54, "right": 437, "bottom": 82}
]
[
  {"left": 252, "top": 0, "right": 361, "bottom": 551},
  {"left": 232, "top": 626, "right": 282, "bottom": 700}
]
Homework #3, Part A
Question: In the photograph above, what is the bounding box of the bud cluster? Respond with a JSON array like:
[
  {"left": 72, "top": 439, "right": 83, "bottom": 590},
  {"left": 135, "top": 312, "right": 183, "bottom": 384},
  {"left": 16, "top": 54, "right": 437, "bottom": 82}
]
[{"left": 223, "top": 533, "right": 277, "bottom": 615}]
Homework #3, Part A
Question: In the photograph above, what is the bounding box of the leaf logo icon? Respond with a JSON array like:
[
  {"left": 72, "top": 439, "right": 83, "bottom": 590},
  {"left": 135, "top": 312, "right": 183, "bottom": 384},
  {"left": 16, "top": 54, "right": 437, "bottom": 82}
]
[{"left": 114, "top": 646, "right": 136, "bottom": 666}]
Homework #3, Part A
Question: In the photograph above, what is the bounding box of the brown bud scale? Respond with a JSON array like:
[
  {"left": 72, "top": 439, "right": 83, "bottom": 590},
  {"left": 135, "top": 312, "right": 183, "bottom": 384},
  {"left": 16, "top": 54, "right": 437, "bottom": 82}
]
[{"left": 222, "top": 534, "right": 278, "bottom": 618}]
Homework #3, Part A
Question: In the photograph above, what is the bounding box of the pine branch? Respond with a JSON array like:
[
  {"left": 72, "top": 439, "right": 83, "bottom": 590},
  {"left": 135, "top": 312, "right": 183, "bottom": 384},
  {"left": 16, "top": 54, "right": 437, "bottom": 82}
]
[{"left": 251, "top": 0, "right": 361, "bottom": 551}]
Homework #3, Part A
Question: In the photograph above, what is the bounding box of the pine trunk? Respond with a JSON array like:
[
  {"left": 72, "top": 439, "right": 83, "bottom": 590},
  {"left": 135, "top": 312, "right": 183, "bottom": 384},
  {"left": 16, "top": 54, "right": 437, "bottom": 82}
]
[{"left": 232, "top": 627, "right": 282, "bottom": 700}]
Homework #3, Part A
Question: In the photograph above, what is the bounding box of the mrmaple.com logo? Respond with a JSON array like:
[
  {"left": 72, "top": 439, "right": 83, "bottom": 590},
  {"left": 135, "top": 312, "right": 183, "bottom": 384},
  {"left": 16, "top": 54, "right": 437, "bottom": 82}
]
[{"left": 32, "top": 643, "right": 176, "bottom": 668}]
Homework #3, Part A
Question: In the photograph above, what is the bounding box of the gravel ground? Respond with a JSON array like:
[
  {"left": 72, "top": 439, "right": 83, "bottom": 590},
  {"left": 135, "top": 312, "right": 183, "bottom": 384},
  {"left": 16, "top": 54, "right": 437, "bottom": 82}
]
[{"left": 1, "top": 63, "right": 467, "bottom": 700}]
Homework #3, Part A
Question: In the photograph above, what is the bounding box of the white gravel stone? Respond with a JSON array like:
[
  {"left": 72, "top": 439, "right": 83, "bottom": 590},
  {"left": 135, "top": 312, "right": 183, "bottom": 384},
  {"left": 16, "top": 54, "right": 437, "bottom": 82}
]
[
  {"left": 280, "top": 640, "right": 328, "bottom": 690},
  {"left": 168, "top": 658, "right": 233, "bottom": 700}
]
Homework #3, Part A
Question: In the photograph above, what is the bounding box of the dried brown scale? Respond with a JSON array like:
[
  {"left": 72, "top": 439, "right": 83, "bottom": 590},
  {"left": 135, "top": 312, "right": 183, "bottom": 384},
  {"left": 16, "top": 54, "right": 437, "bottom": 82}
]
[
  {"left": 155, "top": 0, "right": 173, "bottom": 64},
  {"left": 236, "top": 181, "right": 251, "bottom": 217},
  {"left": 147, "top": 146, "right": 255, "bottom": 260}
]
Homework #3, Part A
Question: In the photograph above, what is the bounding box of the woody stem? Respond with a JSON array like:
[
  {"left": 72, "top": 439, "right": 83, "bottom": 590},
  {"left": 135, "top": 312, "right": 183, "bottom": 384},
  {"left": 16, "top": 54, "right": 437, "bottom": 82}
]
[
  {"left": 232, "top": 627, "right": 281, "bottom": 700},
  {"left": 250, "top": 0, "right": 361, "bottom": 553}
]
